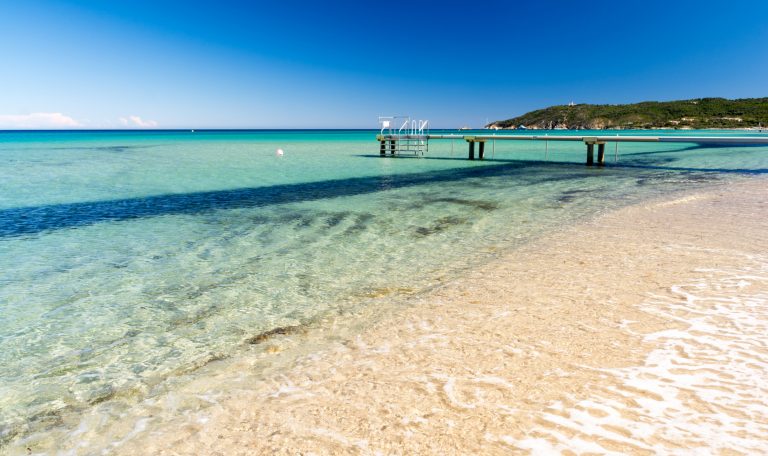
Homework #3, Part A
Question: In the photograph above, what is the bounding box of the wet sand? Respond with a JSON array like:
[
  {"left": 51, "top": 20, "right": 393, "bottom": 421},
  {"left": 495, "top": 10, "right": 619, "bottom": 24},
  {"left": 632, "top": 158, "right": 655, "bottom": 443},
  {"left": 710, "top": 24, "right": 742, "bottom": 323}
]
[{"left": 116, "top": 178, "right": 768, "bottom": 455}]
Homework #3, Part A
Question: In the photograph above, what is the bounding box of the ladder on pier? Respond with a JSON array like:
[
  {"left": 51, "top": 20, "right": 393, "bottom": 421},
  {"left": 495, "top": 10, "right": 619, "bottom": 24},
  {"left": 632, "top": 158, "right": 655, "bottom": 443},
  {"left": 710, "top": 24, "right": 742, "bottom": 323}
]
[{"left": 377, "top": 116, "right": 429, "bottom": 156}]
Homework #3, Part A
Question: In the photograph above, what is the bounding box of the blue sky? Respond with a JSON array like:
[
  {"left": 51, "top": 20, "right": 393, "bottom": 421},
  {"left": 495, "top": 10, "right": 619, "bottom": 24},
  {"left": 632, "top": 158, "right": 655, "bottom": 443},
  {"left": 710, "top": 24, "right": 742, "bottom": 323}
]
[{"left": 1, "top": 0, "right": 767, "bottom": 128}]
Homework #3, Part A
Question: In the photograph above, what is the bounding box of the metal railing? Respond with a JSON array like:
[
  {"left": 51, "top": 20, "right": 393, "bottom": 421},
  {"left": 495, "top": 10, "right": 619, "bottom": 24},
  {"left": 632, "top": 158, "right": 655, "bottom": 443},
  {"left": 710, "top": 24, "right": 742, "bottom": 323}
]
[{"left": 378, "top": 116, "right": 430, "bottom": 156}]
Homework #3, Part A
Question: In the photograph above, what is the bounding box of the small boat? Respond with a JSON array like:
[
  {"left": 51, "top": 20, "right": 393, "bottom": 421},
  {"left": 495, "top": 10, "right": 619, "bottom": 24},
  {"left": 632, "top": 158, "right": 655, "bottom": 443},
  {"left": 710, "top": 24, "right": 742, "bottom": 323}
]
[{"left": 747, "top": 123, "right": 766, "bottom": 133}]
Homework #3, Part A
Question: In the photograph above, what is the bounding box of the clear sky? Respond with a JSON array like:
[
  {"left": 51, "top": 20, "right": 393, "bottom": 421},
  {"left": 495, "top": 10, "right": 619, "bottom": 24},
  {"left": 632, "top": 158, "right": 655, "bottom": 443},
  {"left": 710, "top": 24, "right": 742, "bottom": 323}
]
[{"left": 1, "top": 0, "right": 767, "bottom": 129}]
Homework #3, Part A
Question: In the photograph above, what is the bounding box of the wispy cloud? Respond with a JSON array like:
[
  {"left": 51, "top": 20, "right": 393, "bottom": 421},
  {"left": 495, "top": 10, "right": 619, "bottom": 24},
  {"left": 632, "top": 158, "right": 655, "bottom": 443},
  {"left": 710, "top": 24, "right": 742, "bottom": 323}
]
[
  {"left": 119, "top": 115, "right": 158, "bottom": 128},
  {"left": 0, "top": 112, "right": 81, "bottom": 128}
]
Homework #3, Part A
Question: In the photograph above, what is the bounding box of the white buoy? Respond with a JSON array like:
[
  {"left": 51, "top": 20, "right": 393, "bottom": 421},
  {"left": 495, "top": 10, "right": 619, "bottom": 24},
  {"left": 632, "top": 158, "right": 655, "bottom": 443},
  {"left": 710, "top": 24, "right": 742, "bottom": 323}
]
[{"left": 276, "top": 148, "right": 284, "bottom": 156}]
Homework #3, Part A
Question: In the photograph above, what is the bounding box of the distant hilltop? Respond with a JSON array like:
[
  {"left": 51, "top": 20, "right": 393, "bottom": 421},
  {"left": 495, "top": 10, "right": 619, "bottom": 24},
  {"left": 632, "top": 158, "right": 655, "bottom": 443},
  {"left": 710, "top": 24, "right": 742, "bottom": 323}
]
[{"left": 487, "top": 97, "right": 768, "bottom": 130}]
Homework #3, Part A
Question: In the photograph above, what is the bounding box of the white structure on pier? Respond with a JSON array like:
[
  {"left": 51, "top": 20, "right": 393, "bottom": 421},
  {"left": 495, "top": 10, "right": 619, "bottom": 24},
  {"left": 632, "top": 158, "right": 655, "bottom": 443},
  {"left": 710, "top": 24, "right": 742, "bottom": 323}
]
[{"left": 377, "top": 116, "right": 430, "bottom": 156}]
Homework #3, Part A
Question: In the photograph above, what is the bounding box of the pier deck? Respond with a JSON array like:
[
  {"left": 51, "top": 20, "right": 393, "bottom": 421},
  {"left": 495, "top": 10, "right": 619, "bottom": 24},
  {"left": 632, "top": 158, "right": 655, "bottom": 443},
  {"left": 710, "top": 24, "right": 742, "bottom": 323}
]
[{"left": 376, "top": 133, "right": 768, "bottom": 165}]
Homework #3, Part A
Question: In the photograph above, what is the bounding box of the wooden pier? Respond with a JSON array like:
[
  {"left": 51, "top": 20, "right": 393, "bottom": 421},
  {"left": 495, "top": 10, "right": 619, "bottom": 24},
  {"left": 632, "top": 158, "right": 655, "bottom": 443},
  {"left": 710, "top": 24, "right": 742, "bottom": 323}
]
[{"left": 376, "top": 133, "right": 768, "bottom": 165}]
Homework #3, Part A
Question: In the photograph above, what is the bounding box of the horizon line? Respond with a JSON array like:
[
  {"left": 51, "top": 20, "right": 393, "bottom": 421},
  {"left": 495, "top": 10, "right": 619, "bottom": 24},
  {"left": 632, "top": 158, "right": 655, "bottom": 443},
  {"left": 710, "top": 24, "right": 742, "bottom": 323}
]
[{"left": 0, "top": 128, "right": 491, "bottom": 132}]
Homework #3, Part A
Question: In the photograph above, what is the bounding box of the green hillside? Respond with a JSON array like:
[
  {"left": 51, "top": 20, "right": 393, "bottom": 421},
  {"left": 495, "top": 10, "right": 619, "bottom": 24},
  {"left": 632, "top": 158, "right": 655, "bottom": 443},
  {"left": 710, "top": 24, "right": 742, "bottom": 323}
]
[{"left": 488, "top": 97, "right": 768, "bottom": 130}]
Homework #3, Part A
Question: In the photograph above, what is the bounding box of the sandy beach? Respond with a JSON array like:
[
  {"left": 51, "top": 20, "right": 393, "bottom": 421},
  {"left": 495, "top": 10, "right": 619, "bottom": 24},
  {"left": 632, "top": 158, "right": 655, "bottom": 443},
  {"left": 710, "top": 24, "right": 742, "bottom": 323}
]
[
  {"left": 93, "top": 177, "right": 767, "bottom": 455},
  {"left": 4, "top": 3, "right": 768, "bottom": 455}
]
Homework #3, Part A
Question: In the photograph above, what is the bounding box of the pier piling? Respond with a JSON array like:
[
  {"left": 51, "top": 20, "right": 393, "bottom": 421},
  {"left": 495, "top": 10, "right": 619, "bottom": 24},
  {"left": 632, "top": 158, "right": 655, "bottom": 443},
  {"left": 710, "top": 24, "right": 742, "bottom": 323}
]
[
  {"left": 468, "top": 140, "right": 475, "bottom": 160},
  {"left": 586, "top": 143, "right": 595, "bottom": 166},
  {"left": 479, "top": 141, "right": 485, "bottom": 160},
  {"left": 597, "top": 142, "right": 606, "bottom": 166}
]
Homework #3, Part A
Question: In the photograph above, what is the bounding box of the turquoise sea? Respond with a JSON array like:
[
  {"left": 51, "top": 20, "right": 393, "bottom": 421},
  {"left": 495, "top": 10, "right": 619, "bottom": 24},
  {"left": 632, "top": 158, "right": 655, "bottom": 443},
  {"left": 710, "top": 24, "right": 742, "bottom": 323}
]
[{"left": 1, "top": 129, "right": 767, "bottom": 451}]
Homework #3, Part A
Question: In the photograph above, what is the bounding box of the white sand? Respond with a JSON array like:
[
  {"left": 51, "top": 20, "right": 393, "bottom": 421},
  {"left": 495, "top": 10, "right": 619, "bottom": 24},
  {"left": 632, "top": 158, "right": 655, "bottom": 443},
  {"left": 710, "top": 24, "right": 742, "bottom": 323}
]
[{"left": 39, "top": 178, "right": 768, "bottom": 455}]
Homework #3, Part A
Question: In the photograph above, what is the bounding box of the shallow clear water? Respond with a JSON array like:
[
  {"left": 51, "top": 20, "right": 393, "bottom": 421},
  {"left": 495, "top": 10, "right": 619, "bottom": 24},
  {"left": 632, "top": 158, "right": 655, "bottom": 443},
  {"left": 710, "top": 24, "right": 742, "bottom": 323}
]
[{"left": 1, "top": 129, "right": 766, "bottom": 449}]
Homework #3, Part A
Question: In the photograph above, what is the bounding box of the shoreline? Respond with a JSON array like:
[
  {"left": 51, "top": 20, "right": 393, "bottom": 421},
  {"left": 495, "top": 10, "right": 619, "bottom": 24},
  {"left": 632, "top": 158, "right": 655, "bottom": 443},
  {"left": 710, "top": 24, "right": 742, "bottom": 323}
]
[
  {"left": 485, "top": 127, "right": 767, "bottom": 132},
  {"left": 95, "top": 177, "right": 768, "bottom": 454},
  {"left": 7, "top": 176, "right": 767, "bottom": 454}
]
